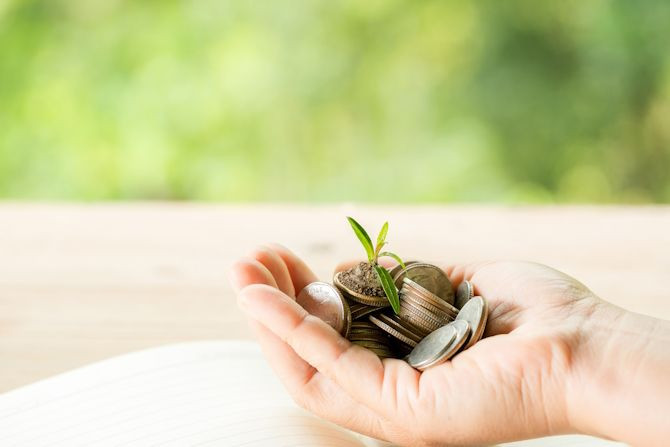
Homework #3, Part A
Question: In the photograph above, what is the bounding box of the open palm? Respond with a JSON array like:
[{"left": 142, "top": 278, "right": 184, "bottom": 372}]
[{"left": 229, "top": 245, "right": 600, "bottom": 446}]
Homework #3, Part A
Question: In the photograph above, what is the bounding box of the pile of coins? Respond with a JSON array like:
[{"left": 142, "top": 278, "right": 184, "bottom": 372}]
[{"left": 297, "top": 261, "right": 489, "bottom": 370}]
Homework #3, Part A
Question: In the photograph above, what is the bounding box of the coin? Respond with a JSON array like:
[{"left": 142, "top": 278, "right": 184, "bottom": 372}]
[
  {"left": 351, "top": 339, "right": 395, "bottom": 356},
  {"left": 369, "top": 314, "right": 421, "bottom": 347},
  {"left": 401, "top": 289, "right": 457, "bottom": 321},
  {"left": 402, "top": 278, "right": 459, "bottom": 316},
  {"left": 348, "top": 326, "right": 388, "bottom": 337},
  {"left": 334, "top": 271, "right": 390, "bottom": 307},
  {"left": 392, "top": 263, "right": 454, "bottom": 305},
  {"left": 399, "top": 300, "right": 446, "bottom": 327},
  {"left": 348, "top": 302, "right": 366, "bottom": 313},
  {"left": 349, "top": 334, "right": 389, "bottom": 344},
  {"left": 455, "top": 296, "right": 488, "bottom": 349},
  {"left": 407, "top": 320, "right": 470, "bottom": 371},
  {"left": 406, "top": 322, "right": 457, "bottom": 368},
  {"left": 297, "top": 282, "right": 350, "bottom": 337},
  {"left": 388, "top": 260, "right": 419, "bottom": 279},
  {"left": 352, "top": 339, "right": 392, "bottom": 350},
  {"left": 455, "top": 280, "right": 474, "bottom": 310},
  {"left": 398, "top": 313, "right": 441, "bottom": 335},
  {"left": 350, "top": 321, "right": 378, "bottom": 330},
  {"left": 350, "top": 304, "right": 380, "bottom": 321}
]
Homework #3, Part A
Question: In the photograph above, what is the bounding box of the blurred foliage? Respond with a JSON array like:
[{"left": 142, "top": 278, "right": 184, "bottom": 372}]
[{"left": 1, "top": 0, "right": 669, "bottom": 202}]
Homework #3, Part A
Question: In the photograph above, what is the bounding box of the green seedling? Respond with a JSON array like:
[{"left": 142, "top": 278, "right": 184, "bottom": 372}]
[{"left": 346, "top": 216, "right": 406, "bottom": 313}]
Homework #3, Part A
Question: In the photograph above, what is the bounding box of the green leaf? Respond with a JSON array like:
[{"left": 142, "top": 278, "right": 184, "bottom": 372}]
[
  {"left": 374, "top": 222, "right": 389, "bottom": 257},
  {"left": 374, "top": 265, "right": 400, "bottom": 314},
  {"left": 347, "top": 216, "right": 374, "bottom": 262},
  {"left": 376, "top": 222, "right": 388, "bottom": 247},
  {"left": 379, "top": 251, "right": 406, "bottom": 269}
]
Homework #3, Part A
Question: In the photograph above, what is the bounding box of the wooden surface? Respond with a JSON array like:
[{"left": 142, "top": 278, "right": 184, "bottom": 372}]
[{"left": 1, "top": 204, "right": 669, "bottom": 393}]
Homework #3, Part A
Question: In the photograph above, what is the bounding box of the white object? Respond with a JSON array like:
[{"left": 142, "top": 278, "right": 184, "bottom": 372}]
[{"left": 0, "top": 341, "right": 626, "bottom": 446}]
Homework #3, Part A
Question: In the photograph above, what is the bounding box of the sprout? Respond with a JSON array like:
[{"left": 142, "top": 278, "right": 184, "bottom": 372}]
[{"left": 346, "top": 217, "right": 405, "bottom": 313}]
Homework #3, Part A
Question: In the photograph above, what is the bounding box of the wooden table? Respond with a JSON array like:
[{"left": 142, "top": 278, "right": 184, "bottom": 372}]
[{"left": 1, "top": 204, "right": 669, "bottom": 393}]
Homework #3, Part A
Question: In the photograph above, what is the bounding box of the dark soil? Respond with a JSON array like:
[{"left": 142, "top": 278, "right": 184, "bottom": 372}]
[{"left": 339, "top": 262, "right": 385, "bottom": 297}]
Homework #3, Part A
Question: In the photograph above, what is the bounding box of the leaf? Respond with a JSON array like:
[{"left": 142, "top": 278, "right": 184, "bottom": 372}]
[
  {"left": 374, "top": 241, "right": 387, "bottom": 258},
  {"left": 346, "top": 216, "right": 374, "bottom": 262},
  {"left": 374, "top": 265, "right": 400, "bottom": 314},
  {"left": 376, "top": 222, "right": 388, "bottom": 247},
  {"left": 374, "top": 222, "right": 389, "bottom": 257},
  {"left": 379, "top": 251, "right": 406, "bottom": 269}
]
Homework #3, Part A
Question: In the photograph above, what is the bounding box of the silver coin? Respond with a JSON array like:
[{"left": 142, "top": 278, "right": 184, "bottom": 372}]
[
  {"left": 455, "top": 280, "right": 474, "bottom": 310},
  {"left": 393, "top": 263, "right": 454, "bottom": 305},
  {"left": 297, "top": 282, "right": 349, "bottom": 336},
  {"left": 407, "top": 320, "right": 470, "bottom": 370},
  {"left": 455, "top": 296, "right": 488, "bottom": 349}
]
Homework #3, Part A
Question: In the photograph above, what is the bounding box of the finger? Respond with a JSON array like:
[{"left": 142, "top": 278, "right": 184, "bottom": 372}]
[
  {"left": 444, "top": 261, "right": 523, "bottom": 335},
  {"left": 232, "top": 259, "right": 397, "bottom": 440},
  {"left": 230, "top": 258, "right": 317, "bottom": 388},
  {"left": 249, "top": 246, "right": 296, "bottom": 297},
  {"left": 231, "top": 260, "right": 320, "bottom": 400},
  {"left": 266, "top": 243, "right": 318, "bottom": 293},
  {"left": 248, "top": 320, "right": 394, "bottom": 441},
  {"left": 229, "top": 258, "right": 278, "bottom": 292},
  {"left": 443, "top": 261, "right": 495, "bottom": 288},
  {"left": 238, "top": 284, "right": 421, "bottom": 421}
]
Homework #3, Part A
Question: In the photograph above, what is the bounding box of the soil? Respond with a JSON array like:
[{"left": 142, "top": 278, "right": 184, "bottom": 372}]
[{"left": 339, "top": 261, "right": 385, "bottom": 297}]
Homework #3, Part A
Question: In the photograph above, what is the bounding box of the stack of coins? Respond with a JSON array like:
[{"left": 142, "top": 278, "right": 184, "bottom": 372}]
[
  {"left": 368, "top": 313, "right": 421, "bottom": 357},
  {"left": 346, "top": 321, "right": 395, "bottom": 359},
  {"left": 347, "top": 300, "right": 381, "bottom": 321},
  {"left": 297, "top": 261, "right": 488, "bottom": 370},
  {"left": 397, "top": 277, "right": 459, "bottom": 336},
  {"left": 340, "top": 289, "right": 398, "bottom": 358}
]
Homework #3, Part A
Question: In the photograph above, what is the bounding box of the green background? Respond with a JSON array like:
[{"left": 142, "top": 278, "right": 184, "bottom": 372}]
[{"left": 2, "top": 0, "right": 669, "bottom": 202}]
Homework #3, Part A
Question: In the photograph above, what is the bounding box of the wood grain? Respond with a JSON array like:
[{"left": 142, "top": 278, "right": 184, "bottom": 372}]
[{"left": 1, "top": 204, "right": 669, "bottom": 393}]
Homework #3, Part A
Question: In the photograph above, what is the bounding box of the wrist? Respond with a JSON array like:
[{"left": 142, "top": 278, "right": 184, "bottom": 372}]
[{"left": 565, "top": 298, "right": 670, "bottom": 444}]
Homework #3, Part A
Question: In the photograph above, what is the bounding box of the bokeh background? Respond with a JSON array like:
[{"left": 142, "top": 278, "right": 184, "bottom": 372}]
[{"left": 2, "top": 0, "right": 669, "bottom": 202}]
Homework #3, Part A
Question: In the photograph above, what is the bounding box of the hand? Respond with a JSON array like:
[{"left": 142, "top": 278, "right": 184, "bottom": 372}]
[{"left": 229, "top": 245, "right": 670, "bottom": 446}]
